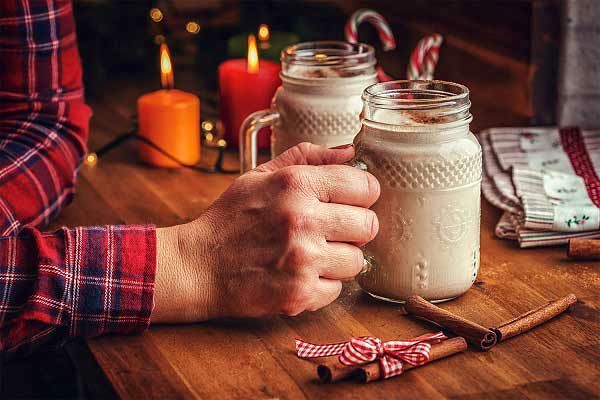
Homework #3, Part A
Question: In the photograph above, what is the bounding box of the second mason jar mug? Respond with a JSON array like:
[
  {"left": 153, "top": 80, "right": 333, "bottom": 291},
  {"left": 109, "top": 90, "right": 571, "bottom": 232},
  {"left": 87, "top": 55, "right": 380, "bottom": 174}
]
[
  {"left": 240, "top": 41, "right": 378, "bottom": 172},
  {"left": 353, "top": 80, "right": 482, "bottom": 303}
]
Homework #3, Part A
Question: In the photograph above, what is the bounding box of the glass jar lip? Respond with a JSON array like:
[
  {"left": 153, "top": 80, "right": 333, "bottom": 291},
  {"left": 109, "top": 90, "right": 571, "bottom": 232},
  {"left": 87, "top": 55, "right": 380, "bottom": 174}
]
[
  {"left": 281, "top": 41, "right": 376, "bottom": 79},
  {"left": 363, "top": 80, "right": 470, "bottom": 110}
]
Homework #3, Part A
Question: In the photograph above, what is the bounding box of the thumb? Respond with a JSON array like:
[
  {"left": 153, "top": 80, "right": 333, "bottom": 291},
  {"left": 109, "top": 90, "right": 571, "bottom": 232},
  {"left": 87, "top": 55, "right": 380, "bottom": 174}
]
[{"left": 255, "top": 142, "right": 354, "bottom": 172}]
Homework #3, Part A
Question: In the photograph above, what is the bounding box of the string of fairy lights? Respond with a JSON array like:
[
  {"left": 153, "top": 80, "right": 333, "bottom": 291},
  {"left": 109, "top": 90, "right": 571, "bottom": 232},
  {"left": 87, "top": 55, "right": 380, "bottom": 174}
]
[
  {"left": 84, "top": 125, "right": 237, "bottom": 173},
  {"left": 149, "top": 7, "right": 201, "bottom": 34}
]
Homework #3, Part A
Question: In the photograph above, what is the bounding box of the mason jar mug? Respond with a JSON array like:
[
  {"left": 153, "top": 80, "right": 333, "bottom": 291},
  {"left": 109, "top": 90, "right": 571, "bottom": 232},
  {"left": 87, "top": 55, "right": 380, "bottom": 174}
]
[
  {"left": 240, "top": 41, "right": 378, "bottom": 172},
  {"left": 353, "top": 80, "right": 482, "bottom": 303}
]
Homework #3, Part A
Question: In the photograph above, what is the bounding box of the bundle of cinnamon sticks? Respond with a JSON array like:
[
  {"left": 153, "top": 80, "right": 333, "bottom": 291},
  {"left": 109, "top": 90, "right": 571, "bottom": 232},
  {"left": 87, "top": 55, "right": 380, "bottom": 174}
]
[
  {"left": 317, "top": 335, "right": 467, "bottom": 383},
  {"left": 314, "top": 293, "right": 577, "bottom": 384}
]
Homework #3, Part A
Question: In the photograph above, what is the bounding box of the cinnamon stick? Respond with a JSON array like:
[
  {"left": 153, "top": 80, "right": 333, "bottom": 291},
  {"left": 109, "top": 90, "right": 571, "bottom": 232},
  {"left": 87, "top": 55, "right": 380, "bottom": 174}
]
[
  {"left": 316, "top": 332, "right": 435, "bottom": 383},
  {"left": 317, "top": 359, "right": 359, "bottom": 383},
  {"left": 404, "top": 295, "right": 497, "bottom": 351},
  {"left": 492, "top": 293, "right": 578, "bottom": 341},
  {"left": 317, "top": 294, "right": 578, "bottom": 383},
  {"left": 568, "top": 239, "right": 600, "bottom": 260},
  {"left": 357, "top": 336, "right": 467, "bottom": 383},
  {"left": 316, "top": 336, "right": 467, "bottom": 384}
]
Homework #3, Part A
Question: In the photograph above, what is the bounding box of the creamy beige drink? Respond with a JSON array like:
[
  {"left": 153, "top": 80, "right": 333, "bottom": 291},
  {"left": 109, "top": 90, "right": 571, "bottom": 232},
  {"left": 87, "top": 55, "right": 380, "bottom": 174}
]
[
  {"left": 240, "top": 41, "right": 378, "bottom": 172},
  {"left": 354, "top": 81, "right": 482, "bottom": 303},
  {"left": 270, "top": 67, "right": 376, "bottom": 157}
]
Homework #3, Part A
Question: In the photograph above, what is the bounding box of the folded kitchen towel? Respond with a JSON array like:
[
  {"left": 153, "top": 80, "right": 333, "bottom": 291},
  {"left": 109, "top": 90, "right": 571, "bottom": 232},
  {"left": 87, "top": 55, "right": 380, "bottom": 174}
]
[
  {"left": 480, "top": 127, "right": 600, "bottom": 247},
  {"left": 481, "top": 132, "right": 521, "bottom": 214}
]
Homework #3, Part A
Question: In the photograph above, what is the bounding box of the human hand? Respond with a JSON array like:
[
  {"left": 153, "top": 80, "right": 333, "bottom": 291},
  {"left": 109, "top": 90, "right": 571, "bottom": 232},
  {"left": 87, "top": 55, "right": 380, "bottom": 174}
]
[{"left": 152, "top": 142, "right": 380, "bottom": 322}]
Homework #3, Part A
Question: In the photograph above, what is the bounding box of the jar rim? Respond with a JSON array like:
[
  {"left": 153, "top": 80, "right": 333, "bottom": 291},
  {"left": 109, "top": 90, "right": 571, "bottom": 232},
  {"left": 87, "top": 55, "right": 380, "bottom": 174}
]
[
  {"left": 361, "top": 80, "right": 472, "bottom": 127},
  {"left": 363, "top": 80, "right": 469, "bottom": 110},
  {"left": 281, "top": 41, "right": 376, "bottom": 79}
]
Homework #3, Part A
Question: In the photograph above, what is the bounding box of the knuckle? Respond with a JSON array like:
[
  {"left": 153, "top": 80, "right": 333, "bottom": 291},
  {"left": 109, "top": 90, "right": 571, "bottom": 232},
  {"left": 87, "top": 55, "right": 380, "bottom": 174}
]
[
  {"left": 296, "top": 142, "right": 313, "bottom": 155},
  {"left": 307, "top": 281, "right": 342, "bottom": 312},
  {"left": 279, "top": 207, "right": 307, "bottom": 235},
  {"left": 278, "top": 205, "right": 316, "bottom": 236},
  {"left": 273, "top": 167, "right": 304, "bottom": 191},
  {"left": 285, "top": 244, "right": 308, "bottom": 270},
  {"left": 280, "top": 142, "right": 312, "bottom": 165},
  {"left": 282, "top": 279, "right": 311, "bottom": 316}
]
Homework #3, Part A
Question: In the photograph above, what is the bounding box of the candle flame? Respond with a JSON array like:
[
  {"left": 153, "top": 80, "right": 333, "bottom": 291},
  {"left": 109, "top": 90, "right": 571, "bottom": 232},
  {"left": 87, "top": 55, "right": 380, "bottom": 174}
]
[
  {"left": 258, "top": 24, "right": 270, "bottom": 42},
  {"left": 247, "top": 34, "right": 259, "bottom": 74},
  {"left": 160, "top": 43, "right": 174, "bottom": 89}
]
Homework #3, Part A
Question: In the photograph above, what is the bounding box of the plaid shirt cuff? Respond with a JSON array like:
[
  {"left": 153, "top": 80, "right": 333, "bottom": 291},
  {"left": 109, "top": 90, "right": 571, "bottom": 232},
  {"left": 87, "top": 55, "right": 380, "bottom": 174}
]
[
  {"left": 2, "top": 225, "right": 156, "bottom": 353},
  {"left": 61, "top": 225, "right": 157, "bottom": 337}
]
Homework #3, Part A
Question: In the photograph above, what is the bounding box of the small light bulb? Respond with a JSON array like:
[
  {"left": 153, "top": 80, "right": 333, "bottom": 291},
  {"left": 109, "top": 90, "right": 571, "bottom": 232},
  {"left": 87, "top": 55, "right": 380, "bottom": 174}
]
[
  {"left": 85, "top": 153, "right": 98, "bottom": 167},
  {"left": 205, "top": 133, "right": 214, "bottom": 142},
  {"left": 202, "top": 120, "right": 214, "bottom": 131},
  {"left": 258, "top": 24, "right": 270, "bottom": 42},
  {"left": 186, "top": 21, "right": 201, "bottom": 34},
  {"left": 149, "top": 8, "right": 163, "bottom": 23}
]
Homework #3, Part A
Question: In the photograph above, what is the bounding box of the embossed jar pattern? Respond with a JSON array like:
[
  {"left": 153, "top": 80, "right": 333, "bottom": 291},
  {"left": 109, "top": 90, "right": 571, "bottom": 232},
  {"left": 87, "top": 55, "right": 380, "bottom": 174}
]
[
  {"left": 240, "top": 41, "right": 378, "bottom": 172},
  {"left": 354, "top": 81, "right": 482, "bottom": 303},
  {"left": 270, "top": 78, "right": 374, "bottom": 156}
]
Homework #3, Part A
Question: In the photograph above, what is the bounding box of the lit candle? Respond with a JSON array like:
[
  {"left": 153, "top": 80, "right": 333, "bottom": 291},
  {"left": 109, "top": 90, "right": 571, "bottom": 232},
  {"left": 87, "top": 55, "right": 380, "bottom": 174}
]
[
  {"left": 137, "top": 44, "right": 200, "bottom": 167},
  {"left": 218, "top": 34, "right": 281, "bottom": 149}
]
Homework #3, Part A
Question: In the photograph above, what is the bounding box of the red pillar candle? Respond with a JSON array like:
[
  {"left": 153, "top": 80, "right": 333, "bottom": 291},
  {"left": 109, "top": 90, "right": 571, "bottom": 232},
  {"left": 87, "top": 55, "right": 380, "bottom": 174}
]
[{"left": 219, "top": 34, "right": 281, "bottom": 149}]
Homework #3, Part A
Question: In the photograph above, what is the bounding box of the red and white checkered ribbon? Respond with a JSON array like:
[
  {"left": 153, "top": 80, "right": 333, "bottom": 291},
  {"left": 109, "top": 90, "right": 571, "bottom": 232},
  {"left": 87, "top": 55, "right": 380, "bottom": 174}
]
[
  {"left": 345, "top": 9, "right": 397, "bottom": 51},
  {"left": 296, "top": 332, "right": 447, "bottom": 379}
]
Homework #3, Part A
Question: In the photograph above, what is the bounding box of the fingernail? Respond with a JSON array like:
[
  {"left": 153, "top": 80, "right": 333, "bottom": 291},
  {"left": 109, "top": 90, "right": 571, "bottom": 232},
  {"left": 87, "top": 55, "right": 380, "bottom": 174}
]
[
  {"left": 331, "top": 143, "right": 353, "bottom": 149},
  {"left": 366, "top": 172, "right": 381, "bottom": 199}
]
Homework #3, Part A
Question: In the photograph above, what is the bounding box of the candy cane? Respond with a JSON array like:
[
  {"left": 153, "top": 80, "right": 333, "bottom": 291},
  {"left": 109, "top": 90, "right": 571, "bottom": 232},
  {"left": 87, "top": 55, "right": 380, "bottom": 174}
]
[
  {"left": 345, "top": 9, "right": 396, "bottom": 51},
  {"left": 407, "top": 34, "right": 443, "bottom": 80}
]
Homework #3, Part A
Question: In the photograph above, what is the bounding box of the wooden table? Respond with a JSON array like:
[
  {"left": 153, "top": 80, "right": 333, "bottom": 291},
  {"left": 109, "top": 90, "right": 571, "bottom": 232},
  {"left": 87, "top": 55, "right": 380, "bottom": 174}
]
[{"left": 51, "top": 94, "right": 599, "bottom": 399}]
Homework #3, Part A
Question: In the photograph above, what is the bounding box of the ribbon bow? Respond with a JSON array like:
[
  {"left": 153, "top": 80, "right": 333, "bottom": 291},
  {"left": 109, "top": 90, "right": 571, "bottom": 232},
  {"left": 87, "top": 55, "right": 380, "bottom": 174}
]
[{"left": 296, "top": 332, "right": 447, "bottom": 379}]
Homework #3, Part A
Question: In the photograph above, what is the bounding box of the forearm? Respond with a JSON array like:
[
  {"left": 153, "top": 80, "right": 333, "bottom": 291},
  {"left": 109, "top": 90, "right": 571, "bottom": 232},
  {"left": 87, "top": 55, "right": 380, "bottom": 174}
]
[{"left": 153, "top": 225, "right": 195, "bottom": 323}]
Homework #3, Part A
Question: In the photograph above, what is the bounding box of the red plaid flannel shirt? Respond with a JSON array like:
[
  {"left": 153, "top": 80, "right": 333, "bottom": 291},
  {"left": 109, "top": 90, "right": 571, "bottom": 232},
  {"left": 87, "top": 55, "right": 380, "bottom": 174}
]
[{"left": 0, "top": 0, "right": 156, "bottom": 354}]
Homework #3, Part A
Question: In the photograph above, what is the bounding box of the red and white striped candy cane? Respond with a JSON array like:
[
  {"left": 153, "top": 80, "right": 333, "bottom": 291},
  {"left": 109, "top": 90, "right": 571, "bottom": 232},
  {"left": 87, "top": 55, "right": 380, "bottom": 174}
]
[
  {"left": 407, "top": 33, "right": 443, "bottom": 80},
  {"left": 345, "top": 9, "right": 396, "bottom": 51}
]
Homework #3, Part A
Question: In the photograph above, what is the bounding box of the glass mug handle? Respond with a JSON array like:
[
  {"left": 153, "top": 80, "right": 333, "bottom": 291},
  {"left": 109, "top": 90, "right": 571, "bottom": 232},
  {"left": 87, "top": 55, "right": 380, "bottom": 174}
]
[
  {"left": 239, "top": 109, "right": 280, "bottom": 173},
  {"left": 346, "top": 158, "right": 374, "bottom": 274}
]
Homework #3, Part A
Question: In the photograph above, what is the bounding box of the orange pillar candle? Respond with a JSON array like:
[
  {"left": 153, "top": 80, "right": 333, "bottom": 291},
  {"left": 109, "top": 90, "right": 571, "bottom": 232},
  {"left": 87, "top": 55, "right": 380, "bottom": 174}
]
[{"left": 137, "top": 44, "right": 200, "bottom": 167}]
